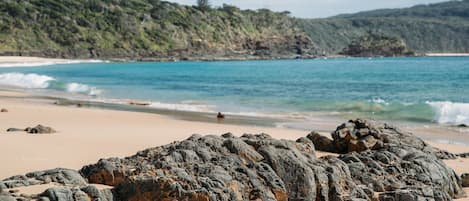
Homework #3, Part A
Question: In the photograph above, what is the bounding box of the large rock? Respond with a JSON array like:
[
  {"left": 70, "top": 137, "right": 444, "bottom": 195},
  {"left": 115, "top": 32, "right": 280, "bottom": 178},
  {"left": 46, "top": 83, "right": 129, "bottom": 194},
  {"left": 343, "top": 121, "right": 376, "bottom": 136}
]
[
  {"left": 0, "top": 168, "right": 86, "bottom": 189},
  {"left": 82, "top": 133, "right": 369, "bottom": 201},
  {"left": 0, "top": 120, "right": 466, "bottom": 201}
]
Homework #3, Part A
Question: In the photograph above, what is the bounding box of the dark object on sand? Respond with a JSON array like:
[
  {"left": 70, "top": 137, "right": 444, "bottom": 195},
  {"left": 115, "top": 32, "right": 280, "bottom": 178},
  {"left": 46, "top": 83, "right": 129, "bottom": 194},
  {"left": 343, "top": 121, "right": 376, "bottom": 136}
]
[
  {"left": 1, "top": 108, "right": 8, "bottom": 112},
  {"left": 217, "top": 112, "right": 225, "bottom": 119},
  {"left": 457, "top": 124, "right": 468, "bottom": 128},
  {"left": 25, "top": 125, "right": 56, "bottom": 134},
  {"left": 6, "top": 128, "right": 23, "bottom": 132},
  {"left": 7, "top": 125, "right": 56, "bottom": 134},
  {"left": 129, "top": 101, "right": 150, "bottom": 106}
]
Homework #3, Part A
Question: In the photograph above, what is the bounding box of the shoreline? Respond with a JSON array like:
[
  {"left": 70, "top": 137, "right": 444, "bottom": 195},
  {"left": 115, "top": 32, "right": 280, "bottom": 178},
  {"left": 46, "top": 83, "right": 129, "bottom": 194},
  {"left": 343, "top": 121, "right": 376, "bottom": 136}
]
[
  {"left": 425, "top": 53, "right": 469, "bottom": 57},
  {"left": 0, "top": 56, "right": 106, "bottom": 68},
  {"left": 0, "top": 90, "right": 468, "bottom": 179}
]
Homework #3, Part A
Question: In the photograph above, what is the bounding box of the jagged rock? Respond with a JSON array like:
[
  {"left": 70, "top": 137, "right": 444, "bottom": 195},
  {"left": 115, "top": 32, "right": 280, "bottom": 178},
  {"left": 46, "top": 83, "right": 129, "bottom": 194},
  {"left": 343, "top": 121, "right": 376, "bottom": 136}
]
[
  {"left": 82, "top": 133, "right": 369, "bottom": 201},
  {"left": 434, "top": 149, "right": 459, "bottom": 160},
  {"left": 462, "top": 174, "right": 469, "bottom": 187},
  {"left": 0, "top": 168, "right": 86, "bottom": 189},
  {"left": 25, "top": 125, "right": 56, "bottom": 134},
  {"left": 80, "top": 158, "right": 127, "bottom": 186},
  {"left": 1, "top": 119, "right": 466, "bottom": 201},
  {"left": 330, "top": 119, "right": 434, "bottom": 154}
]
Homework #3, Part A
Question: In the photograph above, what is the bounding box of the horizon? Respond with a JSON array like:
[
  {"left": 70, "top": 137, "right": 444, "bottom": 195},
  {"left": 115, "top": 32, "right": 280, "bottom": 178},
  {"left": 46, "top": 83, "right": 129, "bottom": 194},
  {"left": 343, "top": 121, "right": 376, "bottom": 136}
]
[{"left": 168, "top": 0, "right": 449, "bottom": 18}]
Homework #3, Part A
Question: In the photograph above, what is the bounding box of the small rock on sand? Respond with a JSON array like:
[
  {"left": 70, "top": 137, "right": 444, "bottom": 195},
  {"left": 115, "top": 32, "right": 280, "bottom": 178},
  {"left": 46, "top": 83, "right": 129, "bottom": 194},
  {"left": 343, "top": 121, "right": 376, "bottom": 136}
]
[
  {"left": 1, "top": 108, "right": 8, "bottom": 112},
  {"left": 25, "top": 125, "right": 56, "bottom": 134}
]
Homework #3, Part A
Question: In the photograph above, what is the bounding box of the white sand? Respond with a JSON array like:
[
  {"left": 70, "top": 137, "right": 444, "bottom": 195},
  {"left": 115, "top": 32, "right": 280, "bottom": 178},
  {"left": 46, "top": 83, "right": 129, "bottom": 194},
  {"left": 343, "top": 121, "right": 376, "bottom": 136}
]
[
  {"left": 0, "top": 93, "right": 307, "bottom": 179},
  {"left": 0, "top": 56, "right": 69, "bottom": 64},
  {"left": 425, "top": 53, "right": 469, "bottom": 57}
]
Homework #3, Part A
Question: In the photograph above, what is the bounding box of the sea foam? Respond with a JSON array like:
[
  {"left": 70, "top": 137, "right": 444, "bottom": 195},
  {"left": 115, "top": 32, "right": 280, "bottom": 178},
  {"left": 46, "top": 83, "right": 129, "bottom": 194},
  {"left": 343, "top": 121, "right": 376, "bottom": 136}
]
[
  {"left": 0, "top": 73, "right": 54, "bottom": 88},
  {"left": 427, "top": 101, "right": 469, "bottom": 125},
  {"left": 66, "top": 83, "right": 102, "bottom": 96},
  {"left": 0, "top": 60, "right": 106, "bottom": 68},
  {"left": 0, "top": 73, "right": 100, "bottom": 96}
]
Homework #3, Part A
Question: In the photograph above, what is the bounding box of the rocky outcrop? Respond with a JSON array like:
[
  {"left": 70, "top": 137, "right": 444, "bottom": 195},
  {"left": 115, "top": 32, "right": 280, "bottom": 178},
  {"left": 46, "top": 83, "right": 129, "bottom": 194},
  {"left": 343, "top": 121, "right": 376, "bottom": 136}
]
[
  {"left": 0, "top": 120, "right": 466, "bottom": 201},
  {"left": 340, "top": 33, "right": 414, "bottom": 57},
  {"left": 6, "top": 124, "right": 56, "bottom": 134}
]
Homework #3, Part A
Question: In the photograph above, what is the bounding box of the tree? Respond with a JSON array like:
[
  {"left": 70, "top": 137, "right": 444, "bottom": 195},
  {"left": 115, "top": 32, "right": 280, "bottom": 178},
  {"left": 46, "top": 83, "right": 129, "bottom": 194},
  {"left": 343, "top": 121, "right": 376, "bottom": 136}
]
[{"left": 196, "top": 0, "right": 210, "bottom": 10}]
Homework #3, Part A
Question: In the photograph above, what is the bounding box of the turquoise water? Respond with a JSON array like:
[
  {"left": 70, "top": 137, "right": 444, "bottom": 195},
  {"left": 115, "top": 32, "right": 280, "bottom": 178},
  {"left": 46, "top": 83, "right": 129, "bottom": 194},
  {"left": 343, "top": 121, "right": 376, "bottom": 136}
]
[{"left": 1, "top": 57, "right": 469, "bottom": 125}]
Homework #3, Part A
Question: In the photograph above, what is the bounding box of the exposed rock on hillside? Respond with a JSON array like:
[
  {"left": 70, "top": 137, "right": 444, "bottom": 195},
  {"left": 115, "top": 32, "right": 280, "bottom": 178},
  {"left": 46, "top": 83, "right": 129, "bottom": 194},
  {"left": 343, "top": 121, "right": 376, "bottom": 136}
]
[
  {"left": 340, "top": 33, "right": 415, "bottom": 57},
  {"left": 0, "top": 120, "right": 466, "bottom": 201}
]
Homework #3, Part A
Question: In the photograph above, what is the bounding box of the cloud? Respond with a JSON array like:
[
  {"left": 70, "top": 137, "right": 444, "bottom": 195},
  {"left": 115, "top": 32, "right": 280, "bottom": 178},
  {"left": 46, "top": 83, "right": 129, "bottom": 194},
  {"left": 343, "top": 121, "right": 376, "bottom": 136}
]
[{"left": 167, "top": 0, "right": 448, "bottom": 18}]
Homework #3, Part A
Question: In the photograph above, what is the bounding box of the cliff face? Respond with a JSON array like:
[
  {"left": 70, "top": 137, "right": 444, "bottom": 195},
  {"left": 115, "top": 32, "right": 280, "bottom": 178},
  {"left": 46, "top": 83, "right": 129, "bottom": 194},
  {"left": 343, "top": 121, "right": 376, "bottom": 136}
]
[
  {"left": 0, "top": 119, "right": 466, "bottom": 201},
  {"left": 0, "top": 1, "right": 317, "bottom": 60},
  {"left": 339, "top": 33, "right": 414, "bottom": 57}
]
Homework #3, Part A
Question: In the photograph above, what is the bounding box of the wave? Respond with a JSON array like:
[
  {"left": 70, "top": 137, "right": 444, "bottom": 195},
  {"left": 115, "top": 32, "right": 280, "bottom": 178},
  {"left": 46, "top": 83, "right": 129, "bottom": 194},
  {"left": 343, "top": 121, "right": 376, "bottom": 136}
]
[
  {"left": 427, "top": 101, "right": 469, "bottom": 125},
  {"left": 0, "top": 73, "right": 55, "bottom": 88},
  {"left": 0, "top": 60, "right": 106, "bottom": 68},
  {"left": 65, "top": 83, "right": 102, "bottom": 96},
  {"left": 149, "top": 101, "right": 215, "bottom": 113},
  {"left": 0, "top": 73, "right": 100, "bottom": 96}
]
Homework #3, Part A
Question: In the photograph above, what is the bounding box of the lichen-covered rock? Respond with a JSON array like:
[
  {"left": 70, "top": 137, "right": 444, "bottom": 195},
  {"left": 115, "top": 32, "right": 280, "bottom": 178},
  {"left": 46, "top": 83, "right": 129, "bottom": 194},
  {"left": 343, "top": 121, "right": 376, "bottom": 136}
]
[
  {"left": 0, "top": 168, "right": 86, "bottom": 189},
  {"left": 82, "top": 133, "right": 369, "bottom": 201}
]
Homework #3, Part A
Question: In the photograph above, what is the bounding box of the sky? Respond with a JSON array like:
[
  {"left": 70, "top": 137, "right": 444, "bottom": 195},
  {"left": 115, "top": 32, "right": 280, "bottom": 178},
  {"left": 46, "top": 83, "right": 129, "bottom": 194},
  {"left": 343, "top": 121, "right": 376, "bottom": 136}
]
[{"left": 167, "top": 0, "right": 449, "bottom": 18}]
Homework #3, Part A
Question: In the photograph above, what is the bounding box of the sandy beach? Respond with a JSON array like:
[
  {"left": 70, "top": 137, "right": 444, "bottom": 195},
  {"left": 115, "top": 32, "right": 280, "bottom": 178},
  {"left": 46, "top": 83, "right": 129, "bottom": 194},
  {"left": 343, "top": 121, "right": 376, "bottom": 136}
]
[
  {"left": 0, "top": 56, "right": 104, "bottom": 68},
  {"left": 0, "top": 56, "right": 70, "bottom": 64},
  {"left": 0, "top": 90, "right": 468, "bottom": 199}
]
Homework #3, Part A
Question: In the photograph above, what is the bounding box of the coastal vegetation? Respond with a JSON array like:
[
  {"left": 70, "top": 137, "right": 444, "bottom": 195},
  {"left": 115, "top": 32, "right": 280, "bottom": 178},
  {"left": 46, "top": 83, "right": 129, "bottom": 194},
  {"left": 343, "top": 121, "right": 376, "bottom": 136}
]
[
  {"left": 0, "top": 0, "right": 468, "bottom": 59},
  {"left": 0, "top": 0, "right": 316, "bottom": 59},
  {"left": 299, "top": 0, "right": 469, "bottom": 54}
]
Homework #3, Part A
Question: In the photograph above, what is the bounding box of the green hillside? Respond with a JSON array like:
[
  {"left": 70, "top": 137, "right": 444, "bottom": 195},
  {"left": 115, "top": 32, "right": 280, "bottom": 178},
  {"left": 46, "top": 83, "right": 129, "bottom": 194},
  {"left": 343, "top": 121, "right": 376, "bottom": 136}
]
[
  {"left": 0, "top": 0, "right": 468, "bottom": 59},
  {"left": 0, "top": 0, "right": 316, "bottom": 59},
  {"left": 298, "top": 0, "right": 469, "bottom": 54}
]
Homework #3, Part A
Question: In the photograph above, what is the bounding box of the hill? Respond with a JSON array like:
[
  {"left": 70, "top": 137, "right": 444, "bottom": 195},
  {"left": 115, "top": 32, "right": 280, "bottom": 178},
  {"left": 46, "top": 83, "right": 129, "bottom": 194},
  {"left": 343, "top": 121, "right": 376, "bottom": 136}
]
[
  {"left": 1, "top": 0, "right": 468, "bottom": 59},
  {"left": 0, "top": 0, "right": 317, "bottom": 60},
  {"left": 298, "top": 0, "right": 469, "bottom": 54}
]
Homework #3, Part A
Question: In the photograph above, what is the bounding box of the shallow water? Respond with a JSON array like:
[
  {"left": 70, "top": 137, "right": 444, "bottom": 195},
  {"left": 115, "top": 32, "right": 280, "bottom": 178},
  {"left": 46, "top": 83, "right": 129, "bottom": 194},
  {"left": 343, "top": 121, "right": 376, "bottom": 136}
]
[{"left": 1, "top": 57, "right": 469, "bottom": 127}]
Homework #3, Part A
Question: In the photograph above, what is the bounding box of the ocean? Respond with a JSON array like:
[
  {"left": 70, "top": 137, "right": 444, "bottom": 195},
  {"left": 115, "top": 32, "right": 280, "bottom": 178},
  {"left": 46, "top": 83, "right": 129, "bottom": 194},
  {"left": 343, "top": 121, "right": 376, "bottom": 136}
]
[{"left": 1, "top": 57, "right": 469, "bottom": 130}]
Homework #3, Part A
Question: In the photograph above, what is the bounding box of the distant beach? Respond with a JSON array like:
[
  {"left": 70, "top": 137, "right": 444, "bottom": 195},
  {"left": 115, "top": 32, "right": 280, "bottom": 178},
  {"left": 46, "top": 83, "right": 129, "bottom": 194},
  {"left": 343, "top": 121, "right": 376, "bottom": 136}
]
[
  {"left": 0, "top": 56, "right": 105, "bottom": 68},
  {"left": 425, "top": 53, "right": 469, "bottom": 57}
]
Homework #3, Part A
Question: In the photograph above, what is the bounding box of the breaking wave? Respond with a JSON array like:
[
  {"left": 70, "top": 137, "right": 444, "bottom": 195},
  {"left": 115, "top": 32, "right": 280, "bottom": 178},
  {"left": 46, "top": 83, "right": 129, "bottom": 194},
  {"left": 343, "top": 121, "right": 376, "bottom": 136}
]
[
  {"left": 0, "top": 60, "right": 106, "bottom": 68},
  {"left": 0, "top": 73, "right": 100, "bottom": 96},
  {"left": 427, "top": 101, "right": 469, "bottom": 125}
]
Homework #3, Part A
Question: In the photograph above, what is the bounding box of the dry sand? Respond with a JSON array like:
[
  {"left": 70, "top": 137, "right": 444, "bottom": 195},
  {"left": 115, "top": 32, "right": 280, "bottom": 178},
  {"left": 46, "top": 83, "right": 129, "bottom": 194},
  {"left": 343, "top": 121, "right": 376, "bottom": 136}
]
[
  {"left": 0, "top": 56, "right": 69, "bottom": 64},
  {"left": 0, "top": 92, "right": 307, "bottom": 179},
  {"left": 0, "top": 91, "right": 468, "bottom": 198}
]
